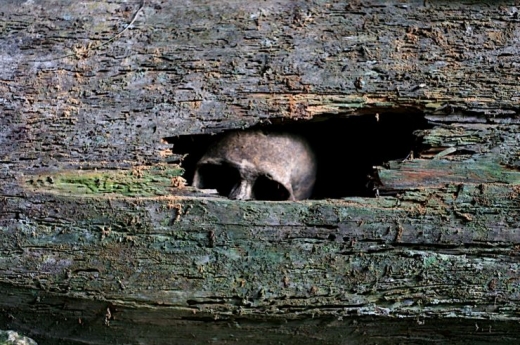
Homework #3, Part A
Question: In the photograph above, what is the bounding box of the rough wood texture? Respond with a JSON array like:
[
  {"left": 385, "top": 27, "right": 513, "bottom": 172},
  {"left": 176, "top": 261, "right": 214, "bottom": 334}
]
[{"left": 1, "top": 0, "right": 520, "bottom": 344}]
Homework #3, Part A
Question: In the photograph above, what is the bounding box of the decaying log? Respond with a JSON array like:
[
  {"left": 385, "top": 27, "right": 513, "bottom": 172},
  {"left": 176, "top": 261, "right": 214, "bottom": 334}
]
[{"left": 1, "top": 0, "right": 520, "bottom": 344}]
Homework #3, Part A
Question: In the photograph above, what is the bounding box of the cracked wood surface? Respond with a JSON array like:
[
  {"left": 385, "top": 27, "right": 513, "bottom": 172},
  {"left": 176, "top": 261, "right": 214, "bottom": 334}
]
[
  {"left": 2, "top": 0, "right": 520, "bottom": 167},
  {"left": 1, "top": 0, "right": 520, "bottom": 344}
]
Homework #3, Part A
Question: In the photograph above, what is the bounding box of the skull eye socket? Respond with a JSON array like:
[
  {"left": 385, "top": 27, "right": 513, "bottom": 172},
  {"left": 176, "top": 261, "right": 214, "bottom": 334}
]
[
  {"left": 253, "top": 175, "right": 291, "bottom": 201},
  {"left": 194, "top": 163, "right": 240, "bottom": 197}
]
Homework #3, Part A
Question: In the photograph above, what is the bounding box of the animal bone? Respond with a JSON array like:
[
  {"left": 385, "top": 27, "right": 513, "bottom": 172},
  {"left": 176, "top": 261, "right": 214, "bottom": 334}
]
[{"left": 193, "top": 130, "right": 316, "bottom": 201}]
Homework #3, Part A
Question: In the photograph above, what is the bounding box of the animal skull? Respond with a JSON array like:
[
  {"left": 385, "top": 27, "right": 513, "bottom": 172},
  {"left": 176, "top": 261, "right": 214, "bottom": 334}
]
[{"left": 192, "top": 130, "right": 316, "bottom": 201}]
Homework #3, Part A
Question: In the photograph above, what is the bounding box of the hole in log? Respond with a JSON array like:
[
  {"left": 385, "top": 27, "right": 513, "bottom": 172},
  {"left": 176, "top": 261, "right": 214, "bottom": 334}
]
[{"left": 164, "top": 110, "right": 430, "bottom": 199}]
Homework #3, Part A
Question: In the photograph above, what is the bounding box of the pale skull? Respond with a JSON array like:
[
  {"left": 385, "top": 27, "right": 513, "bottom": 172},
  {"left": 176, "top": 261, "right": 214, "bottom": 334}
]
[{"left": 192, "top": 130, "right": 316, "bottom": 201}]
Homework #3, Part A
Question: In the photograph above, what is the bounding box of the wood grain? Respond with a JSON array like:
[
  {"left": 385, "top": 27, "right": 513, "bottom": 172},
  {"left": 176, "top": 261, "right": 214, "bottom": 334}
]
[{"left": 1, "top": 0, "right": 520, "bottom": 344}]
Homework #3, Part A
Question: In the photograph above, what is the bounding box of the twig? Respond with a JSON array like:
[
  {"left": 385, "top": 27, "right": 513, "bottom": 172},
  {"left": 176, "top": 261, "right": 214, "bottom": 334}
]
[
  {"left": 95, "top": 0, "right": 145, "bottom": 51},
  {"left": 35, "top": 0, "right": 146, "bottom": 62}
]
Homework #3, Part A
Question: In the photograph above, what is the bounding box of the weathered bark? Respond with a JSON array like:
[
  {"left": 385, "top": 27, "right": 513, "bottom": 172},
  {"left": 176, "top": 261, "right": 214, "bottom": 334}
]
[{"left": 1, "top": 0, "right": 520, "bottom": 344}]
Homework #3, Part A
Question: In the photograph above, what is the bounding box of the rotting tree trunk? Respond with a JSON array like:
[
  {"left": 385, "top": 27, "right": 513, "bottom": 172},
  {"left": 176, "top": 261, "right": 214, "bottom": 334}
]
[{"left": 1, "top": 1, "right": 520, "bottom": 344}]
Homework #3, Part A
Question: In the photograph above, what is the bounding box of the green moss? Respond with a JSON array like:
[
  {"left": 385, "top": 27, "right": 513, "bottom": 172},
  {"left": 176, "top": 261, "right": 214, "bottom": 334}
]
[
  {"left": 25, "top": 165, "right": 184, "bottom": 197},
  {"left": 0, "top": 330, "right": 37, "bottom": 345}
]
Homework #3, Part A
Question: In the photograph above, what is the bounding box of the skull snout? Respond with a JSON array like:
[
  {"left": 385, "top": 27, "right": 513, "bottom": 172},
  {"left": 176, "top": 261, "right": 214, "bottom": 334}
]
[{"left": 228, "top": 179, "right": 253, "bottom": 201}]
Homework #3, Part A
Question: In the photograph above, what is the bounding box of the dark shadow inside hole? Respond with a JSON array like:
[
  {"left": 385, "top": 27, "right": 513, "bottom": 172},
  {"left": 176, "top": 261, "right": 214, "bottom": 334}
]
[
  {"left": 253, "top": 175, "right": 291, "bottom": 201},
  {"left": 164, "top": 110, "right": 431, "bottom": 199},
  {"left": 195, "top": 163, "right": 240, "bottom": 197}
]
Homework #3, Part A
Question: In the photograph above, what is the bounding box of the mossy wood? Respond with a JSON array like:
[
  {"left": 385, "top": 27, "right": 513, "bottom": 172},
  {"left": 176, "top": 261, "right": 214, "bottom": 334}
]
[{"left": 1, "top": 1, "right": 520, "bottom": 344}]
